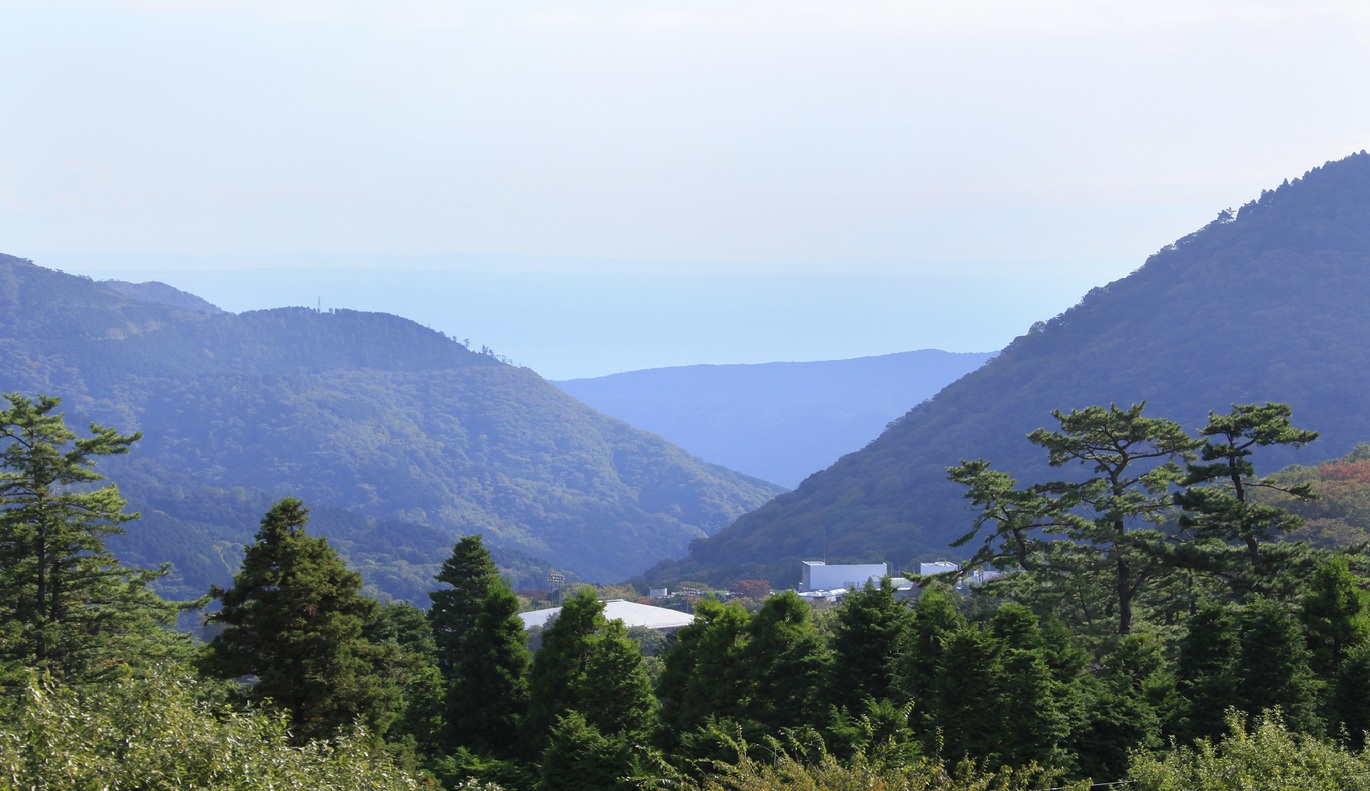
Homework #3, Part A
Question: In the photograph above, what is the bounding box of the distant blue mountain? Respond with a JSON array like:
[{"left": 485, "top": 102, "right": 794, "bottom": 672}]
[{"left": 555, "top": 351, "right": 995, "bottom": 488}]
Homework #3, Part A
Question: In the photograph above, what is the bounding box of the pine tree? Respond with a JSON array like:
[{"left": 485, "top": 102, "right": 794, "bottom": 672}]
[
  {"left": 1301, "top": 554, "right": 1370, "bottom": 680},
  {"left": 0, "top": 393, "right": 181, "bottom": 682},
  {"left": 1027, "top": 403, "right": 1198, "bottom": 635},
  {"left": 824, "top": 579, "right": 913, "bottom": 711},
  {"left": 523, "top": 587, "right": 606, "bottom": 751},
  {"left": 900, "top": 582, "right": 966, "bottom": 727},
  {"left": 656, "top": 598, "right": 753, "bottom": 742},
  {"left": 1332, "top": 642, "right": 1370, "bottom": 748},
  {"left": 744, "top": 590, "right": 828, "bottom": 732},
  {"left": 580, "top": 619, "right": 656, "bottom": 744},
  {"left": 1175, "top": 603, "right": 1242, "bottom": 743},
  {"left": 1176, "top": 403, "right": 1318, "bottom": 576},
  {"left": 202, "top": 498, "right": 400, "bottom": 743},
  {"left": 445, "top": 578, "right": 530, "bottom": 759},
  {"left": 1238, "top": 598, "right": 1321, "bottom": 735},
  {"left": 428, "top": 535, "right": 500, "bottom": 678}
]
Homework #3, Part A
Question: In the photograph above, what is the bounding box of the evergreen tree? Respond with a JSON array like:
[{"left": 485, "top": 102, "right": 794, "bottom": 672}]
[
  {"left": 988, "top": 603, "right": 1070, "bottom": 769},
  {"left": 1176, "top": 403, "right": 1318, "bottom": 576},
  {"left": 0, "top": 393, "right": 182, "bottom": 682},
  {"left": 445, "top": 578, "right": 530, "bottom": 759},
  {"left": 523, "top": 587, "right": 606, "bottom": 751},
  {"left": 930, "top": 626, "right": 1003, "bottom": 762},
  {"left": 202, "top": 499, "right": 400, "bottom": 743},
  {"left": 825, "top": 579, "right": 913, "bottom": 711},
  {"left": 901, "top": 583, "right": 966, "bottom": 723},
  {"left": 580, "top": 619, "right": 656, "bottom": 744},
  {"left": 1301, "top": 554, "right": 1370, "bottom": 680},
  {"left": 1026, "top": 403, "right": 1198, "bottom": 636},
  {"left": 1174, "top": 603, "right": 1242, "bottom": 743},
  {"left": 950, "top": 403, "right": 1198, "bottom": 637},
  {"left": 744, "top": 590, "right": 828, "bottom": 732},
  {"left": 1073, "top": 634, "right": 1175, "bottom": 782},
  {"left": 428, "top": 535, "right": 500, "bottom": 678},
  {"left": 537, "top": 711, "right": 633, "bottom": 791},
  {"left": 371, "top": 601, "right": 446, "bottom": 758},
  {"left": 1332, "top": 642, "right": 1370, "bottom": 748},
  {"left": 1237, "top": 598, "right": 1321, "bottom": 735},
  {"left": 656, "top": 598, "right": 753, "bottom": 743}
]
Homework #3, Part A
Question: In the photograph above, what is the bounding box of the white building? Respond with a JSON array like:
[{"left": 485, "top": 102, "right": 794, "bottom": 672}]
[
  {"left": 800, "top": 561, "right": 888, "bottom": 592},
  {"left": 518, "top": 599, "right": 695, "bottom": 632}
]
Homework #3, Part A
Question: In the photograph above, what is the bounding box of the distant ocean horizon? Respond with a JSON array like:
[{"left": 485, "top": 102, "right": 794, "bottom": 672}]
[{"left": 44, "top": 254, "right": 1121, "bottom": 380}]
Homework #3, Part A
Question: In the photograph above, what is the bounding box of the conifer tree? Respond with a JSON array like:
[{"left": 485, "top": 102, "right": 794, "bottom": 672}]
[
  {"left": 931, "top": 626, "right": 1004, "bottom": 762},
  {"left": 1174, "top": 603, "right": 1242, "bottom": 743},
  {"left": 202, "top": 498, "right": 400, "bottom": 743},
  {"left": 1176, "top": 403, "right": 1318, "bottom": 576},
  {"left": 744, "top": 590, "right": 828, "bottom": 732},
  {"left": 900, "top": 582, "right": 966, "bottom": 728},
  {"left": 445, "top": 578, "right": 530, "bottom": 759},
  {"left": 1332, "top": 642, "right": 1370, "bottom": 748},
  {"left": 1073, "top": 633, "right": 1175, "bottom": 782},
  {"left": 537, "top": 711, "right": 632, "bottom": 791},
  {"left": 1027, "top": 403, "right": 1198, "bottom": 635},
  {"left": 656, "top": 598, "right": 753, "bottom": 742},
  {"left": 0, "top": 393, "right": 181, "bottom": 682},
  {"left": 428, "top": 535, "right": 500, "bottom": 678},
  {"left": 523, "top": 587, "right": 606, "bottom": 751},
  {"left": 1300, "top": 554, "right": 1370, "bottom": 680},
  {"left": 824, "top": 579, "right": 913, "bottom": 711},
  {"left": 988, "top": 603, "right": 1069, "bottom": 769},
  {"left": 580, "top": 619, "right": 656, "bottom": 744},
  {"left": 1237, "top": 598, "right": 1321, "bottom": 735},
  {"left": 372, "top": 601, "right": 446, "bottom": 757}
]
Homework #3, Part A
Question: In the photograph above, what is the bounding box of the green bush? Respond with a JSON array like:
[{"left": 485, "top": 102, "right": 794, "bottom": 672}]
[
  {"left": 1130, "top": 711, "right": 1370, "bottom": 791},
  {"left": 0, "top": 669, "right": 422, "bottom": 790}
]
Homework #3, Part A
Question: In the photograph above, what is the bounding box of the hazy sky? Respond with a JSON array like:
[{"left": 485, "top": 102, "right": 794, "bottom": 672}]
[{"left": 4, "top": 1, "right": 1369, "bottom": 377}]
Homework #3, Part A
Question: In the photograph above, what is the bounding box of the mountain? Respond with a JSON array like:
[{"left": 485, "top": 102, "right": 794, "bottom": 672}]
[
  {"left": 99, "top": 279, "right": 226, "bottom": 315},
  {"left": 645, "top": 152, "right": 1370, "bottom": 588},
  {"left": 554, "top": 351, "right": 994, "bottom": 489},
  {"left": 0, "top": 258, "right": 784, "bottom": 597}
]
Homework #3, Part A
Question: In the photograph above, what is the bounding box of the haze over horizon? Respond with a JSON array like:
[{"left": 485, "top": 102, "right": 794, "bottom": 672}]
[{"left": 6, "top": 1, "right": 1369, "bottom": 377}]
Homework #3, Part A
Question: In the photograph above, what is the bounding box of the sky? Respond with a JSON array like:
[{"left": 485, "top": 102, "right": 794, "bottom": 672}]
[{"left": 3, "top": 1, "right": 1369, "bottom": 378}]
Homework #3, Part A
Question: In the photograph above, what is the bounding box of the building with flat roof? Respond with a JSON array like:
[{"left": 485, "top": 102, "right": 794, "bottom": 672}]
[{"left": 800, "top": 561, "right": 888, "bottom": 592}]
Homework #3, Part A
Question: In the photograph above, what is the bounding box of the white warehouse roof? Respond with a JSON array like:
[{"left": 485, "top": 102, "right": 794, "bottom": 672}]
[{"left": 518, "top": 599, "right": 695, "bottom": 631}]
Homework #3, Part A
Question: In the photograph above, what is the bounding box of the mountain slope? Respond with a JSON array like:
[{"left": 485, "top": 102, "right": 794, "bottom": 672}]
[
  {"left": 646, "top": 152, "right": 1370, "bottom": 587},
  {"left": 555, "top": 350, "right": 994, "bottom": 488},
  {"left": 0, "top": 257, "right": 783, "bottom": 595}
]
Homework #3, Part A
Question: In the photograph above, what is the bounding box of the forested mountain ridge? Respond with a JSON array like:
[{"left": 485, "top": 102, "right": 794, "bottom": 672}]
[
  {"left": 555, "top": 350, "right": 994, "bottom": 488},
  {"left": 648, "top": 151, "right": 1370, "bottom": 587},
  {"left": 0, "top": 256, "right": 783, "bottom": 595}
]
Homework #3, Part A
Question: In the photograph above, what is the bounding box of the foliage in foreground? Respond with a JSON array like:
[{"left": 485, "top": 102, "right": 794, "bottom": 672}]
[
  {"left": 659, "top": 735, "right": 1080, "bottom": 791},
  {"left": 1130, "top": 711, "right": 1370, "bottom": 791},
  {"left": 0, "top": 670, "right": 422, "bottom": 791}
]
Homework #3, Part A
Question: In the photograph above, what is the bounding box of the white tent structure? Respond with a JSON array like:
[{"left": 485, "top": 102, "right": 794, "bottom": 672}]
[{"left": 518, "top": 599, "right": 695, "bottom": 631}]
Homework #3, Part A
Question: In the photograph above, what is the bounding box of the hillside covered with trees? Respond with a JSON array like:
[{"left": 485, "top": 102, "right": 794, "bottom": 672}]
[
  {"left": 7, "top": 392, "right": 1370, "bottom": 790},
  {"left": 650, "top": 152, "right": 1370, "bottom": 587},
  {"left": 0, "top": 257, "right": 782, "bottom": 595}
]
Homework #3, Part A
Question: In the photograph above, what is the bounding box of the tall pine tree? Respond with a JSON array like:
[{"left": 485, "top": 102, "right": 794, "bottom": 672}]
[
  {"left": 445, "top": 578, "right": 531, "bottom": 759},
  {"left": 428, "top": 535, "right": 500, "bottom": 680},
  {"left": 0, "top": 393, "right": 181, "bottom": 682},
  {"left": 202, "top": 498, "right": 401, "bottom": 743}
]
